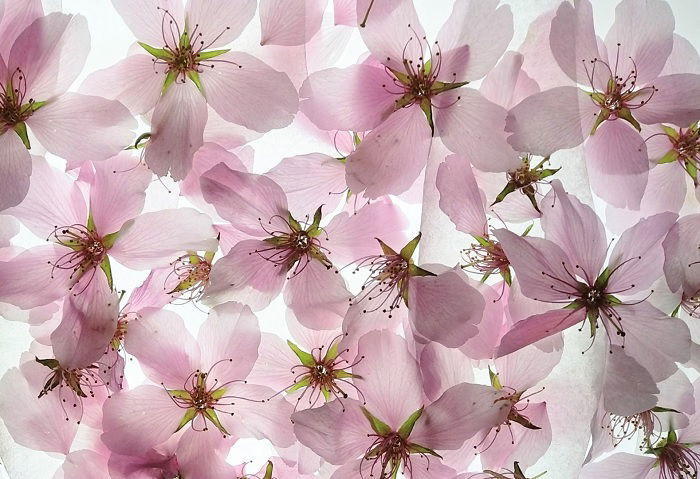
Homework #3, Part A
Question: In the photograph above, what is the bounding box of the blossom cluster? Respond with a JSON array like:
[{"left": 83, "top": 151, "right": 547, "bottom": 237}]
[{"left": 0, "top": 0, "right": 699, "bottom": 478}]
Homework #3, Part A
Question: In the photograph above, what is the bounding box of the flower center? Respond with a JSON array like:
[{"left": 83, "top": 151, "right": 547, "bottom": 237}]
[
  {"left": 0, "top": 68, "right": 37, "bottom": 129},
  {"left": 364, "top": 432, "right": 411, "bottom": 478},
  {"left": 658, "top": 442, "right": 700, "bottom": 478},
  {"left": 167, "top": 254, "right": 212, "bottom": 301},
  {"left": 605, "top": 410, "right": 660, "bottom": 448},
  {"left": 352, "top": 254, "right": 410, "bottom": 318},
  {"left": 48, "top": 224, "right": 108, "bottom": 284},
  {"left": 682, "top": 291, "right": 700, "bottom": 319},
  {"left": 462, "top": 238, "right": 510, "bottom": 278}
]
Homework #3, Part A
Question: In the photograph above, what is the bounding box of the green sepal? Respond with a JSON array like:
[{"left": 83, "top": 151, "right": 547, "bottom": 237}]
[
  {"left": 388, "top": 67, "right": 411, "bottom": 86},
  {"left": 287, "top": 377, "right": 311, "bottom": 393},
  {"left": 133, "top": 132, "right": 152, "bottom": 149},
  {"left": 398, "top": 406, "right": 424, "bottom": 439},
  {"left": 179, "top": 30, "right": 190, "bottom": 49},
  {"left": 287, "top": 340, "right": 315, "bottom": 367},
  {"left": 175, "top": 408, "right": 198, "bottom": 432},
  {"left": 479, "top": 271, "right": 492, "bottom": 283},
  {"left": 102, "top": 231, "right": 120, "bottom": 249},
  {"left": 472, "top": 235, "right": 491, "bottom": 247},
  {"left": 408, "top": 264, "right": 435, "bottom": 277},
  {"left": 288, "top": 212, "right": 302, "bottom": 232},
  {"left": 167, "top": 276, "right": 198, "bottom": 294},
  {"left": 658, "top": 150, "right": 679, "bottom": 164},
  {"left": 195, "top": 48, "right": 230, "bottom": 61},
  {"left": 616, "top": 107, "right": 641, "bottom": 132},
  {"left": 204, "top": 407, "right": 230, "bottom": 435},
  {"left": 501, "top": 267, "right": 512, "bottom": 286},
  {"left": 309, "top": 249, "right": 333, "bottom": 269},
  {"left": 671, "top": 303, "right": 681, "bottom": 317},
  {"left": 361, "top": 407, "right": 392, "bottom": 436},
  {"left": 137, "top": 41, "right": 173, "bottom": 60},
  {"left": 521, "top": 223, "right": 534, "bottom": 237},
  {"left": 99, "top": 256, "right": 114, "bottom": 290},
  {"left": 491, "top": 181, "right": 518, "bottom": 206},
  {"left": 419, "top": 97, "right": 434, "bottom": 135},
  {"left": 26, "top": 100, "right": 48, "bottom": 113},
  {"left": 210, "top": 387, "right": 227, "bottom": 400},
  {"left": 324, "top": 342, "right": 340, "bottom": 362},
  {"left": 262, "top": 461, "right": 274, "bottom": 479},
  {"left": 13, "top": 122, "right": 31, "bottom": 149},
  {"left": 400, "top": 233, "right": 421, "bottom": 261},
  {"left": 589, "top": 92, "right": 606, "bottom": 104},
  {"left": 169, "top": 389, "right": 192, "bottom": 400},
  {"left": 376, "top": 238, "right": 398, "bottom": 256},
  {"left": 353, "top": 132, "right": 362, "bottom": 147},
  {"left": 204, "top": 249, "right": 216, "bottom": 263},
  {"left": 661, "top": 125, "right": 680, "bottom": 139},
  {"left": 587, "top": 311, "right": 599, "bottom": 338},
  {"left": 431, "top": 80, "right": 469, "bottom": 94},
  {"left": 651, "top": 406, "right": 681, "bottom": 414},
  {"left": 187, "top": 70, "right": 203, "bottom": 93},
  {"left": 538, "top": 167, "right": 560, "bottom": 179},
  {"left": 406, "top": 443, "right": 442, "bottom": 458},
  {"left": 564, "top": 300, "right": 584, "bottom": 310},
  {"left": 321, "top": 387, "right": 331, "bottom": 401},
  {"left": 162, "top": 71, "right": 178, "bottom": 93},
  {"left": 488, "top": 366, "right": 502, "bottom": 390},
  {"left": 333, "top": 370, "right": 360, "bottom": 379},
  {"left": 394, "top": 93, "right": 415, "bottom": 110},
  {"left": 309, "top": 205, "right": 324, "bottom": 232},
  {"left": 685, "top": 160, "right": 698, "bottom": 183},
  {"left": 35, "top": 357, "right": 60, "bottom": 369},
  {"left": 86, "top": 212, "right": 97, "bottom": 233},
  {"left": 668, "top": 425, "right": 678, "bottom": 444},
  {"left": 525, "top": 189, "right": 541, "bottom": 214},
  {"left": 590, "top": 108, "right": 611, "bottom": 135},
  {"left": 594, "top": 267, "right": 612, "bottom": 289}
]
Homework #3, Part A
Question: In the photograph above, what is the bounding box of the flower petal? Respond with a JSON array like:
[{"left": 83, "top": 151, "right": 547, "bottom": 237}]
[
  {"left": 299, "top": 64, "right": 396, "bottom": 132},
  {"left": 259, "top": 0, "right": 325, "bottom": 46},
  {"left": 346, "top": 105, "right": 431, "bottom": 198},
  {"left": 580, "top": 453, "right": 655, "bottom": 479},
  {"left": 436, "top": 154, "right": 487, "bottom": 237},
  {"left": 111, "top": 0, "right": 184, "bottom": 47},
  {"left": 200, "top": 51, "right": 298, "bottom": 133},
  {"left": 496, "top": 308, "right": 586, "bottom": 358},
  {"left": 144, "top": 80, "right": 207, "bottom": 180},
  {"left": 185, "top": 0, "right": 255, "bottom": 48},
  {"left": 634, "top": 73, "right": 700, "bottom": 127},
  {"left": 0, "top": 131, "right": 31, "bottom": 211}
]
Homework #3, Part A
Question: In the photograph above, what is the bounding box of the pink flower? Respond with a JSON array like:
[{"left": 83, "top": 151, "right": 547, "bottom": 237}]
[
  {"left": 101, "top": 302, "right": 295, "bottom": 457},
  {"left": 299, "top": 0, "right": 518, "bottom": 198},
  {"left": 343, "top": 234, "right": 486, "bottom": 348},
  {"left": 292, "top": 331, "right": 509, "bottom": 478},
  {"left": 495, "top": 180, "right": 690, "bottom": 415},
  {"left": 199, "top": 163, "right": 407, "bottom": 329},
  {"left": 662, "top": 214, "right": 700, "bottom": 319},
  {"left": 0, "top": 155, "right": 217, "bottom": 309},
  {"left": 83, "top": 0, "right": 299, "bottom": 179},
  {"left": 507, "top": 0, "right": 700, "bottom": 209},
  {"left": 0, "top": 10, "right": 135, "bottom": 211}
]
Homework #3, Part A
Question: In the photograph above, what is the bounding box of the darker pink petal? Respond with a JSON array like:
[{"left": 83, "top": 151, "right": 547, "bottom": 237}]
[
  {"left": 436, "top": 154, "right": 488, "bottom": 237},
  {"left": 496, "top": 308, "right": 586, "bottom": 358},
  {"left": 0, "top": 132, "right": 31, "bottom": 211}
]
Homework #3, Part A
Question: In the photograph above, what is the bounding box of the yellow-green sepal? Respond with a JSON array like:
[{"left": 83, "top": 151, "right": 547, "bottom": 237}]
[
  {"left": 187, "top": 70, "right": 203, "bottom": 93},
  {"left": 287, "top": 340, "right": 315, "bottom": 367},
  {"left": 488, "top": 366, "right": 502, "bottom": 390},
  {"left": 99, "top": 256, "right": 114, "bottom": 290},
  {"left": 262, "top": 461, "right": 274, "bottom": 479},
  {"left": 361, "top": 406, "right": 392, "bottom": 436},
  {"left": 137, "top": 41, "right": 172, "bottom": 60},
  {"left": 175, "top": 408, "right": 198, "bottom": 432},
  {"left": 13, "top": 122, "right": 31, "bottom": 149},
  {"left": 162, "top": 71, "right": 177, "bottom": 93},
  {"left": 196, "top": 49, "right": 230, "bottom": 61},
  {"left": 398, "top": 406, "right": 423, "bottom": 439},
  {"left": 400, "top": 233, "right": 421, "bottom": 261}
]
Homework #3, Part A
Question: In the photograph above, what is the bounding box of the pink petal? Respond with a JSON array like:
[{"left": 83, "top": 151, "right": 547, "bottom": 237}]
[
  {"left": 436, "top": 89, "right": 521, "bottom": 172},
  {"left": 435, "top": 0, "right": 513, "bottom": 82},
  {"left": 219, "top": 383, "right": 294, "bottom": 447},
  {"left": 580, "top": 453, "right": 655, "bottom": 479},
  {"left": 540, "top": 180, "right": 607, "bottom": 284},
  {"left": 259, "top": 0, "right": 325, "bottom": 46},
  {"left": 411, "top": 383, "right": 508, "bottom": 450},
  {"left": 408, "top": 270, "right": 484, "bottom": 348},
  {"left": 494, "top": 228, "right": 579, "bottom": 303},
  {"left": 615, "top": 302, "right": 690, "bottom": 382},
  {"left": 634, "top": 73, "right": 700, "bottom": 127},
  {"left": 661, "top": 34, "right": 700, "bottom": 76},
  {"left": 506, "top": 86, "right": 598, "bottom": 156},
  {"left": 175, "top": 429, "right": 239, "bottom": 479},
  {"left": 247, "top": 332, "right": 299, "bottom": 391},
  {"left": 663, "top": 214, "right": 700, "bottom": 294},
  {"left": 333, "top": 0, "right": 355, "bottom": 26},
  {"left": 292, "top": 398, "right": 369, "bottom": 464},
  {"left": 89, "top": 153, "right": 151, "bottom": 235},
  {"left": 324, "top": 198, "right": 408, "bottom": 266},
  {"left": 0, "top": 366, "right": 78, "bottom": 454},
  {"left": 584, "top": 119, "right": 650, "bottom": 209},
  {"left": 0, "top": 131, "right": 31, "bottom": 211},
  {"left": 299, "top": 64, "right": 396, "bottom": 132},
  {"left": 126, "top": 308, "right": 201, "bottom": 386},
  {"left": 353, "top": 330, "right": 422, "bottom": 429},
  {"left": 200, "top": 163, "right": 288, "bottom": 236},
  {"left": 0, "top": 245, "right": 75, "bottom": 309},
  {"left": 518, "top": 10, "right": 572, "bottom": 91},
  {"left": 28, "top": 92, "right": 136, "bottom": 166},
  {"left": 9, "top": 13, "right": 89, "bottom": 99},
  {"left": 6, "top": 157, "right": 86, "bottom": 238},
  {"left": 202, "top": 239, "right": 286, "bottom": 310},
  {"left": 0, "top": 0, "right": 43, "bottom": 60},
  {"left": 459, "top": 281, "right": 509, "bottom": 360},
  {"left": 480, "top": 401, "right": 551, "bottom": 471},
  {"left": 419, "top": 343, "right": 474, "bottom": 402},
  {"left": 144, "top": 80, "right": 207, "bottom": 180},
  {"left": 495, "top": 341, "right": 563, "bottom": 394},
  {"left": 436, "top": 154, "right": 487, "bottom": 237},
  {"left": 603, "top": 345, "right": 659, "bottom": 416},
  {"left": 606, "top": 212, "right": 677, "bottom": 294},
  {"left": 200, "top": 51, "right": 298, "bottom": 133},
  {"left": 549, "top": 0, "right": 603, "bottom": 86},
  {"left": 79, "top": 54, "right": 164, "bottom": 114},
  {"left": 124, "top": 267, "right": 176, "bottom": 312},
  {"left": 51, "top": 273, "right": 119, "bottom": 369},
  {"left": 59, "top": 450, "right": 110, "bottom": 479},
  {"left": 101, "top": 385, "right": 183, "bottom": 456},
  {"left": 346, "top": 105, "right": 431, "bottom": 198},
  {"left": 185, "top": 0, "right": 255, "bottom": 48},
  {"left": 479, "top": 51, "right": 540, "bottom": 110},
  {"left": 356, "top": 0, "right": 425, "bottom": 72},
  {"left": 266, "top": 153, "right": 347, "bottom": 219},
  {"left": 496, "top": 308, "right": 586, "bottom": 358},
  {"left": 109, "top": 208, "right": 217, "bottom": 270},
  {"left": 197, "top": 302, "right": 260, "bottom": 381},
  {"left": 111, "top": 0, "right": 184, "bottom": 47},
  {"left": 604, "top": 0, "right": 674, "bottom": 87},
  {"left": 284, "top": 260, "right": 351, "bottom": 330}
]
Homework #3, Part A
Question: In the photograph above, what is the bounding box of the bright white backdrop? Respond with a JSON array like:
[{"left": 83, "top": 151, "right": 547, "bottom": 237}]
[{"left": 0, "top": 0, "right": 699, "bottom": 478}]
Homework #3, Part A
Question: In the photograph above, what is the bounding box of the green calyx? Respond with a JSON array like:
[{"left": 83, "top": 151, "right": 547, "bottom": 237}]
[{"left": 492, "top": 155, "right": 559, "bottom": 214}]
